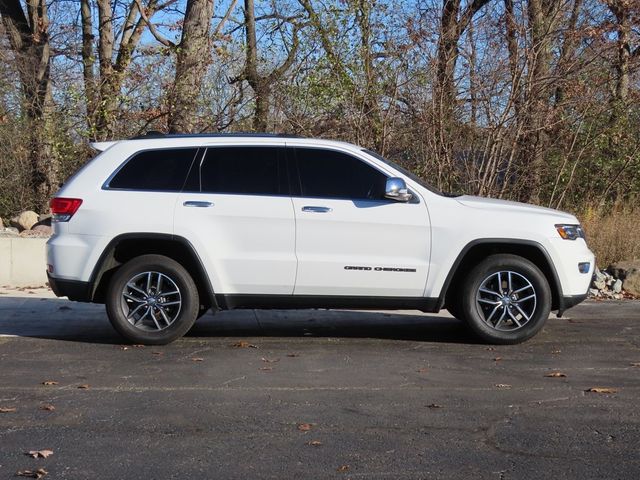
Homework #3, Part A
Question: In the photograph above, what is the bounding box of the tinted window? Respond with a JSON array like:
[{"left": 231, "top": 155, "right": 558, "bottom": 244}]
[
  {"left": 199, "top": 147, "right": 283, "bottom": 195},
  {"left": 108, "top": 148, "right": 198, "bottom": 191},
  {"left": 295, "top": 148, "right": 387, "bottom": 200}
]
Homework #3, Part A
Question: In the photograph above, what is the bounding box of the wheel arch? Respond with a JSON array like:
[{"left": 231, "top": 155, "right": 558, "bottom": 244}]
[
  {"left": 88, "top": 233, "right": 218, "bottom": 310},
  {"left": 438, "top": 239, "right": 563, "bottom": 313}
]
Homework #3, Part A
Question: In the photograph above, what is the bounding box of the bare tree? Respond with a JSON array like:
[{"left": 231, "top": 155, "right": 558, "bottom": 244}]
[
  {"left": 81, "top": 0, "right": 176, "bottom": 139},
  {"left": 0, "top": 0, "right": 57, "bottom": 210},
  {"left": 235, "top": 0, "right": 300, "bottom": 131},
  {"left": 604, "top": 1, "right": 640, "bottom": 112},
  {"left": 168, "top": 0, "right": 216, "bottom": 133},
  {"left": 168, "top": 0, "right": 238, "bottom": 133},
  {"left": 436, "top": 0, "right": 492, "bottom": 118},
  {"left": 518, "top": 0, "right": 560, "bottom": 203}
]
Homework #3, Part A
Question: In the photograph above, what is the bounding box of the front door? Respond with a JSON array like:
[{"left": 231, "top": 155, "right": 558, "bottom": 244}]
[{"left": 291, "top": 147, "right": 431, "bottom": 297}]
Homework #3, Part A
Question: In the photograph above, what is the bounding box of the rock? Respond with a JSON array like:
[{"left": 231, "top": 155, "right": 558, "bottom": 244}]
[
  {"left": 32, "top": 225, "right": 52, "bottom": 236},
  {"left": 0, "top": 217, "right": 3, "bottom": 229},
  {"left": 593, "top": 278, "right": 606, "bottom": 290},
  {"left": 19, "top": 229, "right": 50, "bottom": 238},
  {"left": 607, "top": 260, "right": 640, "bottom": 280},
  {"left": 588, "top": 288, "right": 600, "bottom": 297},
  {"left": 11, "top": 210, "right": 39, "bottom": 231},
  {"left": 612, "top": 279, "right": 623, "bottom": 293},
  {"left": 608, "top": 260, "right": 640, "bottom": 297},
  {"left": 594, "top": 267, "right": 605, "bottom": 282}
]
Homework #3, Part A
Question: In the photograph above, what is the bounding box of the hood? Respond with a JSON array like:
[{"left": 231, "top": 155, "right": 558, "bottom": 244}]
[{"left": 455, "top": 195, "right": 577, "bottom": 222}]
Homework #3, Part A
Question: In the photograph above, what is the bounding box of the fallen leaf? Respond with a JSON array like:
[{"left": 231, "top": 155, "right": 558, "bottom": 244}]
[
  {"left": 77, "top": 384, "right": 90, "bottom": 389},
  {"left": 585, "top": 387, "right": 618, "bottom": 394},
  {"left": 261, "top": 357, "right": 280, "bottom": 363},
  {"left": 630, "top": 362, "right": 640, "bottom": 367},
  {"left": 495, "top": 384, "right": 512, "bottom": 389},
  {"left": 544, "top": 372, "right": 567, "bottom": 378},
  {"left": 26, "top": 449, "right": 53, "bottom": 459},
  {"left": 152, "top": 351, "right": 164, "bottom": 356},
  {"left": 485, "top": 347, "right": 495, "bottom": 351},
  {"left": 40, "top": 404, "right": 55, "bottom": 412},
  {"left": 132, "top": 344, "right": 145, "bottom": 348},
  {"left": 308, "top": 440, "right": 322, "bottom": 446},
  {"left": 231, "top": 341, "right": 257, "bottom": 349},
  {"left": 286, "top": 353, "right": 299, "bottom": 357},
  {"left": 416, "top": 367, "right": 429, "bottom": 373},
  {"left": 426, "top": 403, "right": 443, "bottom": 409},
  {"left": 119, "top": 346, "right": 129, "bottom": 351},
  {"left": 493, "top": 357, "right": 502, "bottom": 362},
  {"left": 260, "top": 366, "right": 273, "bottom": 371},
  {"left": 191, "top": 357, "right": 204, "bottom": 362},
  {"left": 0, "top": 407, "right": 17, "bottom": 413},
  {"left": 297, "top": 423, "right": 313, "bottom": 432},
  {"left": 337, "top": 465, "right": 349, "bottom": 472},
  {"left": 552, "top": 350, "right": 562, "bottom": 354},
  {"left": 16, "top": 469, "right": 48, "bottom": 479},
  {"left": 42, "top": 381, "right": 58, "bottom": 386}
]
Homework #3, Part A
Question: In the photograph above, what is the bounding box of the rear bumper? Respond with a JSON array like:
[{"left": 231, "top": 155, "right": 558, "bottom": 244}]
[{"left": 47, "top": 273, "right": 91, "bottom": 302}]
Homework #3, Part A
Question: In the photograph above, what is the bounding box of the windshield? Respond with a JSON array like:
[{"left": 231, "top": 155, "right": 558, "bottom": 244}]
[{"left": 362, "top": 149, "right": 450, "bottom": 196}]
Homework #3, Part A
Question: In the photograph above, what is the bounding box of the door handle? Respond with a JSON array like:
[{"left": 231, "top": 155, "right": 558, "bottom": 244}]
[
  {"left": 301, "top": 206, "right": 332, "bottom": 213},
  {"left": 183, "top": 201, "right": 214, "bottom": 208}
]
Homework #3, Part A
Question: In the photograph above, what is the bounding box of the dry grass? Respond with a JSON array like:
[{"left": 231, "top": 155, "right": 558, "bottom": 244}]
[{"left": 580, "top": 208, "right": 640, "bottom": 268}]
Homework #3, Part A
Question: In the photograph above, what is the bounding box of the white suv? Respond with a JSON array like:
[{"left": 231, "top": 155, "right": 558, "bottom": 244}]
[{"left": 46, "top": 133, "right": 594, "bottom": 345}]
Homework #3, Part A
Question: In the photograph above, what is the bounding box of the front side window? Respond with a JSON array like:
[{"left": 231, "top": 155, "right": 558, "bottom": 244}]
[
  {"left": 196, "top": 146, "right": 284, "bottom": 195},
  {"left": 294, "top": 148, "right": 387, "bottom": 200},
  {"left": 108, "top": 148, "right": 199, "bottom": 191}
]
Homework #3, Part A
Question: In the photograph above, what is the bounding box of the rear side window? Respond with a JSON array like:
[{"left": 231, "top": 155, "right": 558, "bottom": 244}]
[
  {"left": 108, "top": 148, "right": 198, "bottom": 191},
  {"left": 196, "top": 147, "right": 285, "bottom": 195},
  {"left": 294, "top": 148, "right": 387, "bottom": 200}
]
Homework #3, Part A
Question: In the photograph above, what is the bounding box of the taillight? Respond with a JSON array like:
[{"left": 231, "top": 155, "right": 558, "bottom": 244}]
[{"left": 50, "top": 197, "right": 83, "bottom": 222}]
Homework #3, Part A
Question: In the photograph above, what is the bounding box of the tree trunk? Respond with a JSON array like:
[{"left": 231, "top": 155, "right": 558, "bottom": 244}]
[
  {"left": 606, "top": 0, "right": 632, "bottom": 120},
  {"left": 168, "top": 0, "right": 215, "bottom": 133},
  {"left": 80, "top": 0, "right": 97, "bottom": 133}
]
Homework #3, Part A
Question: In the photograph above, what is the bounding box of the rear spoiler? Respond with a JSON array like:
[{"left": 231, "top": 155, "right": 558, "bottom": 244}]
[{"left": 90, "top": 141, "right": 118, "bottom": 152}]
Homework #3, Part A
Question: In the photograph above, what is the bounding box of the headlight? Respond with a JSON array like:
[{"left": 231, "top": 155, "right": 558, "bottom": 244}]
[{"left": 555, "top": 224, "right": 585, "bottom": 240}]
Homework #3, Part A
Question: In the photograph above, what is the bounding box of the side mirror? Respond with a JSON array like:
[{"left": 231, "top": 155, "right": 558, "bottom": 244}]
[{"left": 384, "top": 177, "right": 412, "bottom": 202}]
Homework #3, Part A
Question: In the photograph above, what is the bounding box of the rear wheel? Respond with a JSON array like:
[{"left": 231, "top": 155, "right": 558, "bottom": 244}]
[
  {"left": 458, "top": 254, "right": 551, "bottom": 344},
  {"left": 105, "top": 254, "right": 199, "bottom": 345}
]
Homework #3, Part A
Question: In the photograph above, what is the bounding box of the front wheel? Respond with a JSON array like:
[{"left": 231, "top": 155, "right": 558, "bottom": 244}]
[
  {"left": 459, "top": 254, "right": 551, "bottom": 344},
  {"left": 105, "top": 254, "right": 200, "bottom": 345}
]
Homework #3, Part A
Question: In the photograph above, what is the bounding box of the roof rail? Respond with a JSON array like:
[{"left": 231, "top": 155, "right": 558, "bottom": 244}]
[{"left": 129, "top": 131, "right": 302, "bottom": 140}]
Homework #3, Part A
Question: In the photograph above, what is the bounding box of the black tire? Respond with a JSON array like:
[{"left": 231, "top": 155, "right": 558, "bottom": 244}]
[
  {"left": 458, "top": 254, "right": 551, "bottom": 345},
  {"left": 105, "top": 254, "right": 199, "bottom": 345}
]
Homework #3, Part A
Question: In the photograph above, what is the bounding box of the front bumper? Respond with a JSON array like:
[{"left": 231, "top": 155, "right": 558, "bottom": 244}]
[
  {"left": 557, "top": 292, "right": 588, "bottom": 317},
  {"left": 47, "top": 273, "right": 91, "bottom": 302}
]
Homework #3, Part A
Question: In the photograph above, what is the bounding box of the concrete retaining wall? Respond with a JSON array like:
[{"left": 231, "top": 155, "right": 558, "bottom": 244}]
[{"left": 0, "top": 238, "right": 48, "bottom": 287}]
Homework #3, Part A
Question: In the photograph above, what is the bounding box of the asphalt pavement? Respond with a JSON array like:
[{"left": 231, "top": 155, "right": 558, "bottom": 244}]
[{"left": 0, "top": 288, "right": 639, "bottom": 479}]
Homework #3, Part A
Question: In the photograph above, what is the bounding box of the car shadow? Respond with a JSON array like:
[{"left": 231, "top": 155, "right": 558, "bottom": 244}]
[{"left": 0, "top": 295, "right": 478, "bottom": 345}]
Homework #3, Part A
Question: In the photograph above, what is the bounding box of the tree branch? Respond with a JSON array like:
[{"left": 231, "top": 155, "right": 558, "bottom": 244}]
[{"left": 133, "top": 0, "right": 177, "bottom": 47}]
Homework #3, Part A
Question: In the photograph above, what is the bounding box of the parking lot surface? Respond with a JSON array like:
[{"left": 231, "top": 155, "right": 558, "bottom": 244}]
[{"left": 1, "top": 289, "right": 639, "bottom": 479}]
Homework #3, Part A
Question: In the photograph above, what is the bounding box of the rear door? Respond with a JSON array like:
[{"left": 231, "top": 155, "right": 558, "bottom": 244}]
[
  {"left": 290, "top": 146, "right": 431, "bottom": 297},
  {"left": 174, "top": 145, "right": 296, "bottom": 295}
]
